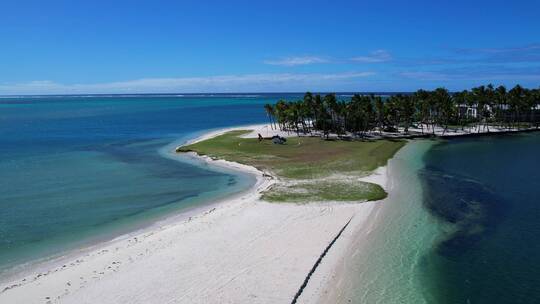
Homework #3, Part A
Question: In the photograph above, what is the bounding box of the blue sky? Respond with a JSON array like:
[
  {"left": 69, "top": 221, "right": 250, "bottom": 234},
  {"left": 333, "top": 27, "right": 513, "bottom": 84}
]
[{"left": 1, "top": 0, "right": 539, "bottom": 94}]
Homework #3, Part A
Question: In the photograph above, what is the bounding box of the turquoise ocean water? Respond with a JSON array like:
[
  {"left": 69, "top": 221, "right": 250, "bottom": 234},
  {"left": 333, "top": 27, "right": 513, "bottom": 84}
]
[{"left": 0, "top": 94, "right": 299, "bottom": 276}]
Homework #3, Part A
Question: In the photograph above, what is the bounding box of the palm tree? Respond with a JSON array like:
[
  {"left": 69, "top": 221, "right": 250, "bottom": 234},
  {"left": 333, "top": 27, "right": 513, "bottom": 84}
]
[
  {"left": 431, "top": 88, "right": 453, "bottom": 134},
  {"left": 495, "top": 85, "right": 507, "bottom": 129},
  {"left": 274, "top": 99, "right": 288, "bottom": 131},
  {"left": 265, "top": 86, "right": 534, "bottom": 141},
  {"left": 465, "top": 89, "right": 477, "bottom": 132},
  {"left": 359, "top": 95, "right": 374, "bottom": 136},
  {"left": 453, "top": 90, "right": 468, "bottom": 131},
  {"left": 471, "top": 85, "right": 488, "bottom": 132},
  {"left": 399, "top": 94, "right": 415, "bottom": 133},
  {"left": 288, "top": 101, "right": 301, "bottom": 135},
  {"left": 323, "top": 94, "right": 338, "bottom": 132},
  {"left": 414, "top": 90, "right": 431, "bottom": 134},
  {"left": 298, "top": 92, "right": 313, "bottom": 132},
  {"left": 374, "top": 96, "right": 385, "bottom": 134},
  {"left": 483, "top": 84, "right": 495, "bottom": 132},
  {"left": 509, "top": 85, "right": 526, "bottom": 129},
  {"left": 524, "top": 88, "right": 536, "bottom": 128},
  {"left": 533, "top": 88, "right": 540, "bottom": 128},
  {"left": 264, "top": 103, "right": 276, "bottom": 130}
]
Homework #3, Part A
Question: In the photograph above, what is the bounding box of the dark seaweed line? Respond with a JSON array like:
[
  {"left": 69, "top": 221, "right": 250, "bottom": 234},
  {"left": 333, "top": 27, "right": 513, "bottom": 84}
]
[
  {"left": 440, "top": 127, "right": 540, "bottom": 139},
  {"left": 290, "top": 216, "right": 354, "bottom": 304}
]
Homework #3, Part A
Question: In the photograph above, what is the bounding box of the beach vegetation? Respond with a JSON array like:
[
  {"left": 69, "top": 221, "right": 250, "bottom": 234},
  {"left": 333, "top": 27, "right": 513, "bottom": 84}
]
[
  {"left": 263, "top": 85, "right": 540, "bottom": 137},
  {"left": 178, "top": 131, "right": 405, "bottom": 203}
]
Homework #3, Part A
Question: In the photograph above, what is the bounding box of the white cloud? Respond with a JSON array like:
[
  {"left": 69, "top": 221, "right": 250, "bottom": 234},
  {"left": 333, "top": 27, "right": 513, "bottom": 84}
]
[
  {"left": 398, "top": 71, "right": 450, "bottom": 81},
  {"left": 0, "top": 72, "right": 375, "bottom": 95},
  {"left": 264, "top": 51, "right": 392, "bottom": 66},
  {"left": 398, "top": 65, "right": 540, "bottom": 81},
  {"left": 351, "top": 50, "right": 392, "bottom": 63},
  {"left": 263, "top": 56, "right": 328, "bottom": 66}
]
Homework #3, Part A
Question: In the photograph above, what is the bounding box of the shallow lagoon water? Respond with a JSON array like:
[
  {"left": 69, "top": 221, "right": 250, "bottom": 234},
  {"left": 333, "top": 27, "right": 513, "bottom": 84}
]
[
  {"left": 333, "top": 133, "right": 540, "bottom": 303},
  {"left": 329, "top": 140, "right": 443, "bottom": 303}
]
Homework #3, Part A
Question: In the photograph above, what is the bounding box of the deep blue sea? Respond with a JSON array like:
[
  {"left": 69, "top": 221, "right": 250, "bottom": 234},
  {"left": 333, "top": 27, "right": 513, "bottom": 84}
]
[
  {"left": 420, "top": 133, "right": 540, "bottom": 303},
  {"left": 0, "top": 94, "right": 304, "bottom": 275},
  {"left": 328, "top": 134, "right": 540, "bottom": 303}
]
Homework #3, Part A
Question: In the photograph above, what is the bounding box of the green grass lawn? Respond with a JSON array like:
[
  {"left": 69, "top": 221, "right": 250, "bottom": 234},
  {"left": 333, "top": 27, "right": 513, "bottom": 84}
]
[{"left": 178, "top": 130, "right": 405, "bottom": 203}]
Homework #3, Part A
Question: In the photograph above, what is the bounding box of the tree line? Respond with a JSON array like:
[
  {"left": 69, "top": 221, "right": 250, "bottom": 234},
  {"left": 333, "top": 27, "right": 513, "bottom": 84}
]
[{"left": 263, "top": 84, "right": 540, "bottom": 137}]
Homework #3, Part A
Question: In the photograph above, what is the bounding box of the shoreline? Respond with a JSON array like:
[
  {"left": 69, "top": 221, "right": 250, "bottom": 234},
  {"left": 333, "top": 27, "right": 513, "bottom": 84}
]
[
  {"left": 0, "top": 127, "right": 263, "bottom": 280},
  {"left": 0, "top": 123, "right": 391, "bottom": 304},
  {"left": 0, "top": 131, "right": 263, "bottom": 286}
]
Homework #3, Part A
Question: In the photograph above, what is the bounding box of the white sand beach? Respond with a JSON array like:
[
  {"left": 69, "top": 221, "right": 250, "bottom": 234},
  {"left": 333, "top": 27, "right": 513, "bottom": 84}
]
[{"left": 0, "top": 124, "right": 388, "bottom": 304}]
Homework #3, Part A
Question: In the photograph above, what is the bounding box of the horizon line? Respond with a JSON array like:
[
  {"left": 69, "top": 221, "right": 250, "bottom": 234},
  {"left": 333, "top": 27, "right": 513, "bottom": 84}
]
[{"left": 0, "top": 91, "right": 419, "bottom": 98}]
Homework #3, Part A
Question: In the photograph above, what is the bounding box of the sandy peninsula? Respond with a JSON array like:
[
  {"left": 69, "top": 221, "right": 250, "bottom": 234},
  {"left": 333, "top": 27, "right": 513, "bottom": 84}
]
[{"left": 0, "top": 124, "right": 389, "bottom": 304}]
